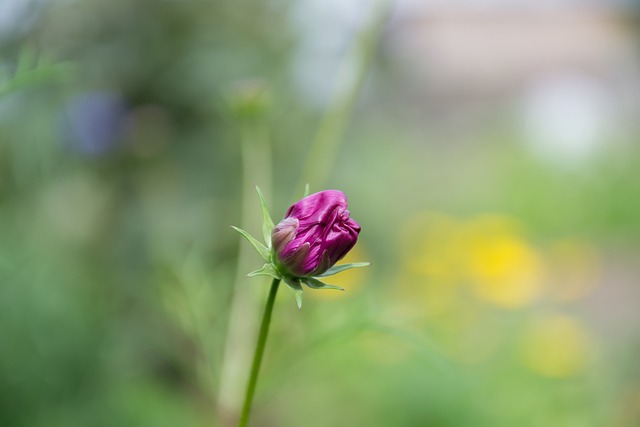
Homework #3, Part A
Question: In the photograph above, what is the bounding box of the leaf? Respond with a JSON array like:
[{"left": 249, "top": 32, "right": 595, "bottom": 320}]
[
  {"left": 0, "top": 48, "right": 74, "bottom": 96},
  {"left": 317, "top": 262, "right": 370, "bottom": 277},
  {"left": 247, "top": 263, "right": 281, "bottom": 279},
  {"left": 231, "top": 226, "right": 271, "bottom": 261},
  {"left": 302, "top": 183, "right": 310, "bottom": 198},
  {"left": 255, "top": 186, "right": 275, "bottom": 246},
  {"left": 302, "top": 277, "right": 345, "bottom": 292},
  {"left": 284, "top": 277, "right": 304, "bottom": 310}
]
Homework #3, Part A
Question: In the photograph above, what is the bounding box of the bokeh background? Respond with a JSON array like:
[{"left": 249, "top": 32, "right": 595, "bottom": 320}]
[{"left": 2, "top": 0, "right": 640, "bottom": 426}]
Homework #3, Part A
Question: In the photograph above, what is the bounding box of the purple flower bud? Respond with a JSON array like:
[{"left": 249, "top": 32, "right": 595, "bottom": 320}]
[{"left": 271, "top": 190, "right": 361, "bottom": 277}]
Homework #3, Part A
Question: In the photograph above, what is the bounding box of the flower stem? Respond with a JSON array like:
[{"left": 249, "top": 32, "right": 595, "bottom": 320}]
[
  {"left": 217, "top": 91, "right": 272, "bottom": 422},
  {"left": 295, "top": 0, "right": 392, "bottom": 195},
  {"left": 237, "top": 278, "right": 281, "bottom": 427}
]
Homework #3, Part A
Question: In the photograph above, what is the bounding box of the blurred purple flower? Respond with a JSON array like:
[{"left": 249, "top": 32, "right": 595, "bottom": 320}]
[
  {"left": 65, "top": 92, "right": 127, "bottom": 155},
  {"left": 272, "top": 190, "right": 361, "bottom": 277}
]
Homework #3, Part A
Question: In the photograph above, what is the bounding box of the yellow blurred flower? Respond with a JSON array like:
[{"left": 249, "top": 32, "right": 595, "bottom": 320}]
[
  {"left": 464, "top": 215, "right": 544, "bottom": 308},
  {"left": 520, "top": 314, "right": 594, "bottom": 378},
  {"left": 398, "top": 212, "right": 544, "bottom": 310}
]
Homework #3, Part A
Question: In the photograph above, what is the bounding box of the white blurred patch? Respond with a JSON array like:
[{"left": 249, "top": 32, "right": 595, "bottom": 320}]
[
  {"left": 290, "top": 0, "right": 374, "bottom": 106},
  {"left": 520, "top": 73, "right": 613, "bottom": 167},
  {"left": 0, "top": 0, "right": 42, "bottom": 40}
]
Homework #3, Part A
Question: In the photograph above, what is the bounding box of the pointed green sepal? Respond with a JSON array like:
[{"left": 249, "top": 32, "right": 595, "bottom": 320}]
[
  {"left": 303, "top": 277, "right": 345, "bottom": 292},
  {"left": 302, "top": 183, "right": 310, "bottom": 198},
  {"left": 231, "top": 226, "right": 271, "bottom": 261},
  {"left": 317, "top": 262, "right": 370, "bottom": 277},
  {"left": 284, "top": 277, "right": 304, "bottom": 310},
  {"left": 247, "top": 263, "right": 281, "bottom": 279},
  {"left": 255, "top": 186, "right": 275, "bottom": 247}
]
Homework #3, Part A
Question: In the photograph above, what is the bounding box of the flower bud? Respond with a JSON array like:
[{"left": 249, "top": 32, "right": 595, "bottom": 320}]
[{"left": 271, "top": 190, "right": 361, "bottom": 277}]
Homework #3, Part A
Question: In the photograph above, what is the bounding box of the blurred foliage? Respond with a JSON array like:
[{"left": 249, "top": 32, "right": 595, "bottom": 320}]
[{"left": 1, "top": 1, "right": 640, "bottom": 427}]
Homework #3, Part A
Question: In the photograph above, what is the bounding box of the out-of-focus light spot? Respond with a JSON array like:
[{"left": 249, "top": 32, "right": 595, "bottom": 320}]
[
  {"left": 0, "top": 0, "right": 40, "bottom": 40},
  {"left": 547, "top": 239, "right": 600, "bottom": 301},
  {"left": 65, "top": 91, "right": 127, "bottom": 155},
  {"left": 520, "top": 314, "right": 593, "bottom": 378},
  {"left": 290, "top": 0, "right": 372, "bottom": 106},
  {"left": 462, "top": 215, "right": 543, "bottom": 308},
  {"left": 520, "top": 72, "right": 613, "bottom": 167},
  {"left": 465, "top": 220, "right": 543, "bottom": 308},
  {"left": 397, "top": 212, "right": 544, "bottom": 311},
  {"left": 127, "top": 105, "right": 172, "bottom": 157}
]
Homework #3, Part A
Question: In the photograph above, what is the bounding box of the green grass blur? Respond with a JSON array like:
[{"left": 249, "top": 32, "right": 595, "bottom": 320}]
[{"left": 1, "top": 1, "right": 640, "bottom": 426}]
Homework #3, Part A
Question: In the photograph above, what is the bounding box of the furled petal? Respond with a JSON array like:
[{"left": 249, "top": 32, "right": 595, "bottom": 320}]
[{"left": 272, "top": 190, "right": 361, "bottom": 277}]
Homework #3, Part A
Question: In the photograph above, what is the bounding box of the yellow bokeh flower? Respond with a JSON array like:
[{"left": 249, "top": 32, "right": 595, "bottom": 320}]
[
  {"left": 463, "top": 215, "right": 544, "bottom": 308},
  {"left": 520, "top": 314, "right": 594, "bottom": 378},
  {"left": 396, "top": 212, "right": 546, "bottom": 311}
]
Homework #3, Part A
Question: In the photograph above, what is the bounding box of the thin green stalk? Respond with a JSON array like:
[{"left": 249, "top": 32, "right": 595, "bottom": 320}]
[
  {"left": 295, "top": 0, "right": 392, "bottom": 195},
  {"left": 237, "top": 278, "right": 281, "bottom": 427},
  {"left": 216, "top": 85, "right": 272, "bottom": 424}
]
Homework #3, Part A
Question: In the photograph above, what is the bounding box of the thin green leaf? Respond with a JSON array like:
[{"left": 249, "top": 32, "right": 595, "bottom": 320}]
[
  {"left": 247, "top": 263, "right": 281, "bottom": 279},
  {"left": 231, "top": 226, "right": 271, "bottom": 261},
  {"left": 255, "top": 186, "right": 275, "bottom": 246},
  {"left": 317, "top": 262, "right": 370, "bottom": 277},
  {"left": 303, "top": 277, "right": 345, "bottom": 292},
  {"left": 16, "top": 48, "right": 37, "bottom": 76},
  {"left": 303, "top": 183, "right": 310, "bottom": 198},
  {"left": 284, "top": 277, "right": 304, "bottom": 310}
]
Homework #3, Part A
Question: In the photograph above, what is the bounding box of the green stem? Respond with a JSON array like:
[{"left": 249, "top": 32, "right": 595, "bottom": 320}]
[
  {"left": 237, "top": 278, "right": 281, "bottom": 427},
  {"left": 295, "top": 0, "right": 392, "bottom": 195},
  {"left": 216, "top": 86, "right": 272, "bottom": 422}
]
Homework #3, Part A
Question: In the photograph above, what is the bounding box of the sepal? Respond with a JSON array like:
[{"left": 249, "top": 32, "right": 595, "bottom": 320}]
[
  {"left": 255, "top": 186, "right": 275, "bottom": 247},
  {"left": 317, "top": 262, "right": 370, "bottom": 277},
  {"left": 248, "top": 263, "right": 281, "bottom": 279},
  {"left": 283, "top": 277, "right": 304, "bottom": 310},
  {"left": 231, "top": 226, "right": 271, "bottom": 261},
  {"left": 302, "top": 277, "right": 345, "bottom": 292}
]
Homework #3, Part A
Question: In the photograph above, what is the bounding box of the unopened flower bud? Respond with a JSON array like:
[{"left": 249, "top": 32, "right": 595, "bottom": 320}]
[{"left": 271, "top": 190, "right": 361, "bottom": 277}]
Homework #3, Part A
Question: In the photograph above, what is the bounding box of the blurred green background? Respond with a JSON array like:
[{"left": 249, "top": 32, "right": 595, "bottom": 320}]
[{"left": 2, "top": 1, "right": 640, "bottom": 426}]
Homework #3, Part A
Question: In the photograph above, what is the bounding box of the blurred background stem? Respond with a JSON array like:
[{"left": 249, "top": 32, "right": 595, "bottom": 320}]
[
  {"left": 216, "top": 82, "right": 273, "bottom": 425},
  {"left": 295, "top": 0, "right": 393, "bottom": 195}
]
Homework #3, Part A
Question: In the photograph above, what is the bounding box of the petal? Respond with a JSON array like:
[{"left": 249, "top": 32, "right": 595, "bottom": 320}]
[
  {"left": 285, "top": 190, "right": 348, "bottom": 226},
  {"left": 272, "top": 217, "right": 299, "bottom": 254},
  {"left": 280, "top": 242, "right": 311, "bottom": 276},
  {"left": 306, "top": 250, "right": 332, "bottom": 277}
]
